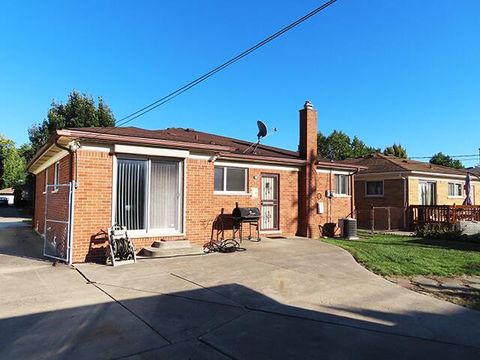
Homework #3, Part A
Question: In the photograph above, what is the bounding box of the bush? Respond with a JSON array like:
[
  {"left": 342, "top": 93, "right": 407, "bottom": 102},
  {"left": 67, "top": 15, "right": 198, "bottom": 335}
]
[{"left": 416, "top": 224, "right": 480, "bottom": 242}]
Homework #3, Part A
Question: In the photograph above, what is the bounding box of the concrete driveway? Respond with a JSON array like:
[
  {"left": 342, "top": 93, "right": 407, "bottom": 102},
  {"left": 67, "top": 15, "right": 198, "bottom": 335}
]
[{"left": 2, "top": 223, "right": 480, "bottom": 359}]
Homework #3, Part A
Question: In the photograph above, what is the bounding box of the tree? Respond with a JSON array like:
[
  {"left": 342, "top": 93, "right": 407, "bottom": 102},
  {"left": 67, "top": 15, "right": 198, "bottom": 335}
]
[
  {"left": 429, "top": 152, "right": 464, "bottom": 169},
  {"left": 351, "top": 136, "right": 378, "bottom": 158},
  {"left": 383, "top": 143, "right": 408, "bottom": 158},
  {"left": 0, "top": 135, "right": 26, "bottom": 188},
  {"left": 27, "top": 91, "right": 116, "bottom": 158},
  {"left": 317, "top": 131, "right": 378, "bottom": 160}
]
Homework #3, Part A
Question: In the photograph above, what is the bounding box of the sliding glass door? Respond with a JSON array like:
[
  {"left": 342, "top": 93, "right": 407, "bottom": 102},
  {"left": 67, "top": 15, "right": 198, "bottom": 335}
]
[
  {"left": 419, "top": 181, "right": 436, "bottom": 205},
  {"left": 115, "top": 157, "right": 183, "bottom": 233},
  {"left": 115, "top": 159, "right": 147, "bottom": 230}
]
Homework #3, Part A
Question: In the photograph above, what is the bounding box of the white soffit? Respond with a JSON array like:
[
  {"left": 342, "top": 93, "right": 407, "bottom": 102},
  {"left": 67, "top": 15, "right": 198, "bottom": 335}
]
[
  {"left": 214, "top": 160, "right": 300, "bottom": 172},
  {"left": 31, "top": 149, "right": 69, "bottom": 174},
  {"left": 316, "top": 169, "right": 353, "bottom": 175},
  {"left": 114, "top": 144, "right": 190, "bottom": 158}
]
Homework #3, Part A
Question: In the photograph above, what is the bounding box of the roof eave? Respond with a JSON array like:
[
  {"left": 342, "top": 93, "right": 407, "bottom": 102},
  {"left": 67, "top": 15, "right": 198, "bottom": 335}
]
[{"left": 57, "top": 129, "right": 235, "bottom": 153}]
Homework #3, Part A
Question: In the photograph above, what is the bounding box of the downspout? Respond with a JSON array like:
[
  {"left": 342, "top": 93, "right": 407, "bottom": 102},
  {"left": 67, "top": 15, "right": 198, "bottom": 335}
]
[
  {"left": 54, "top": 138, "right": 80, "bottom": 265},
  {"left": 350, "top": 167, "right": 360, "bottom": 218},
  {"left": 401, "top": 174, "right": 407, "bottom": 229},
  {"left": 328, "top": 169, "right": 333, "bottom": 223}
]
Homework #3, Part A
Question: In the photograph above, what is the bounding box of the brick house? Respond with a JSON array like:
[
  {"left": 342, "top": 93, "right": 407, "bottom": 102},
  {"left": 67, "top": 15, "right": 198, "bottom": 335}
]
[
  {"left": 348, "top": 153, "right": 480, "bottom": 230},
  {"left": 27, "top": 101, "right": 363, "bottom": 263}
]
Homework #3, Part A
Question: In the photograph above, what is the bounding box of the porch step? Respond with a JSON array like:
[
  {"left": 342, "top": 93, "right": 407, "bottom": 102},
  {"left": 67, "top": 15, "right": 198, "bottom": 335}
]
[
  {"left": 152, "top": 239, "right": 191, "bottom": 249},
  {"left": 140, "top": 245, "right": 204, "bottom": 258}
]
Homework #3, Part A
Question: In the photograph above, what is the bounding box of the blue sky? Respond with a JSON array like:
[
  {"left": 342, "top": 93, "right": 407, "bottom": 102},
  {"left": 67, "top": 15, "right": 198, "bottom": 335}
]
[{"left": 1, "top": 1, "right": 479, "bottom": 166}]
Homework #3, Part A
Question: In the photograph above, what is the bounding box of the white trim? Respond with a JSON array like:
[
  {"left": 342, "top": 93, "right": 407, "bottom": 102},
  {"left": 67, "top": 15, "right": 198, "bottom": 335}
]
[
  {"left": 410, "top": 171, "right": 469, "bottom": 180},
  {"left": 447, "top": 181, "right": 463, "bottom": 198},
  {"left": 79, "top": 143, "right": 112, "bottom": 153},
  {"left": 409, "top": 176, "right": 478, "bottom": 183},
  {"left": 42, "top": 169, "right": 48, "bottom": 194},
  {"left": 316, "top": 169, "right": 353, "bottom": 175},
  {"left": 182, "top": 158, "right": 187, "bottom": 236},
  {"left": 334, "top": 194, "right": 352, "bottom": 198},
  {"left": 214, "top": 191, "right": 251, "bottom": 196},
  {"left": 214, "top": 165, "right": 248, "bottom": 193},
  {"left": 214, "top": 160, "right": 300, "bottom": 172},
  {"left": 129, "top": 231, "right": 186, "bottom": 239},
  {"left": 333, "top": 173, "right": 350, "bottom": 195},
  {"left": 32, "top": 150, "right": 69, "bottom": 175},
  {"left": 188, "top": 153, "right": 212, "bottom": 161},
  {"left": 112, "top": 155, "right": 185, "bottom": 234},
  {"left": 111, "top": 155, "right": 118, "bottom": 226},
  {"left": 53, "top": 161, "right": 60, "bottom": 191},
  {"left": 114, "top": 144, "right": 189, "bottom": 158}
]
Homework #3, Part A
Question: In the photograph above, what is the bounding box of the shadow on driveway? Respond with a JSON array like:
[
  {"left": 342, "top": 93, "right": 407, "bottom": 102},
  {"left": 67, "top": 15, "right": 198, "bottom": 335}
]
[{"left": 1, "top": 282, "right": 479, "bottom": 360}]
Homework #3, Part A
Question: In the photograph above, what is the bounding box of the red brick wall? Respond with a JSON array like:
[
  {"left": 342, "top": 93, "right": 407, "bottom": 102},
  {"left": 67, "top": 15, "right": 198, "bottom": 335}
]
[
  {"left": 306, "top": 171, "right": 354, "bottom": 238},
  {"left": 355, "top": 179, "right": 406, "bottom": 230},
  {"left": 33, "top": 154, "right": 72, "bottom": 235},
  {"left": 34, "top": 148, "right": 355, "bottom": 263},
  {"left": 71, "top": 152, "right": 301, "bottom": 262},
  {"left": 72, "top": 150, "right": 113, "bottom": 262}
]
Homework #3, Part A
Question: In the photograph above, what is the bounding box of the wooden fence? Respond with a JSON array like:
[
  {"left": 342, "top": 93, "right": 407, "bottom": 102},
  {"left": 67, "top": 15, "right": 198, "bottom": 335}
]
[{"left": 410, "top": 205, "right": 480, "bottom": 228}]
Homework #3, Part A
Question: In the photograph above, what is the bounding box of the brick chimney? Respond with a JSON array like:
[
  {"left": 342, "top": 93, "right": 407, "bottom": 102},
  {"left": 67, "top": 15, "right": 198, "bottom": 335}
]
[
  {"left": 299, "top": 100, "right": 318, "bottom": 161},
  {"left": 298, "top": 101, "right": 318, "bottom": 238}
]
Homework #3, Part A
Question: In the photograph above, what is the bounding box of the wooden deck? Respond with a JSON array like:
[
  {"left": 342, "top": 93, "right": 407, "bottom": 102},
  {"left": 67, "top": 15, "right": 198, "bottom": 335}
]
[{"left": 410, "top": 205, "right": 480, "bottom": 228}]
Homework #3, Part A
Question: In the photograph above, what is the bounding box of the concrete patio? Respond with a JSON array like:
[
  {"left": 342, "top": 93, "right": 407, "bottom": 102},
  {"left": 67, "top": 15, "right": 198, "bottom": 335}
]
[{"left": 1, "top": 218, "right": 480, "bottom": 359}]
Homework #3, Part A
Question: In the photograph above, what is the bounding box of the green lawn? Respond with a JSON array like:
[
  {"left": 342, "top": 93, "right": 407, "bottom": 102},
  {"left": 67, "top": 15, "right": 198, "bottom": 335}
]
[{"left": 323, "top": 232, "right": 480, "bottom": 277}]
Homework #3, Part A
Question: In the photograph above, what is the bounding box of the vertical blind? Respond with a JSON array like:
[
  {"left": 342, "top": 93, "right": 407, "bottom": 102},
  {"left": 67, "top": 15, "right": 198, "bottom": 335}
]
[
  {"left": 150, "top": 161, "right": 180, "bottom": 230},
  {"left": 115, "top": 158, "right": 183, "bottom": 232},
  {"left": 116, "top": 159, "right": 147, "bottom": 230}
]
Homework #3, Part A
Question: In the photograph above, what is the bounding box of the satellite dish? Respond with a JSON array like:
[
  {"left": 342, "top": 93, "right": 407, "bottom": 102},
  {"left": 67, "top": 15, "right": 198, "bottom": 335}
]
[{"left": 257, "top": 120, "right": 268, "bottom": 140}]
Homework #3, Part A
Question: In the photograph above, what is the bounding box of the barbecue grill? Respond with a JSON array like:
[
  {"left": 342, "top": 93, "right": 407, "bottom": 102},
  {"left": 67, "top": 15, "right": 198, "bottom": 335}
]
[{"left": 232, "top": 203, "right": 261, "bottom": 242}]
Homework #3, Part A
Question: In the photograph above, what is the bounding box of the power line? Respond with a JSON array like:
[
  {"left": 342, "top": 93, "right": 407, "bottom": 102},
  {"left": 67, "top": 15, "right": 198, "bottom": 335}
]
[
  {"left": 89, "top": 0, "right": 338, "bottom": 137},
  {"left": 410, "top": 154, "right": 479, "bottom": 159}
]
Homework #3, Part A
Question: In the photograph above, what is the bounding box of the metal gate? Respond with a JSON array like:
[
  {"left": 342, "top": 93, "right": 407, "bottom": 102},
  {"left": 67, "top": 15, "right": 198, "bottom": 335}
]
[{"left": 44, "top": 182, "right": 75, "bottom": 264}]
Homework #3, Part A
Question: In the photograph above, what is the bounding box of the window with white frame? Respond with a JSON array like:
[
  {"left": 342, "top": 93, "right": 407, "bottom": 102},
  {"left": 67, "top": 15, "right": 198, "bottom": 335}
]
[
  {"left": 214, "top": 166, "right": 247, "bottom": 192},
  {"left": 115, "top": 157, "right": 183, "bottom": 233},
  {"left": 334, "top": 174, "right": 349, "bottom": 195},
  {"left": 448, "top": 182, "right": 463, "bottom": 197},
  {"left": 366, "top": 181, "right": 383, "bottom": 196},
  {"left": 53, "top": 162, "right": 60, "bottom": 191},
  {"left": 43, "top": 169, "right": 48, "bottom": 194}
]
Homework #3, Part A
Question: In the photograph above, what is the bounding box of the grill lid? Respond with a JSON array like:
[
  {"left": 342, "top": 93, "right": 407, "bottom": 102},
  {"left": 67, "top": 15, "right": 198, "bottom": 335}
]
[{"left": 232, "top": 206, "right": 260, "bottom": 219}]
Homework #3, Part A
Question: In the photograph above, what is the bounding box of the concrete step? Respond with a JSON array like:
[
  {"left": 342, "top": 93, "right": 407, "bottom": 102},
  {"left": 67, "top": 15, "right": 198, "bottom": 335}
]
[
  {"left": 152, "top": 240, "right": 191, "bottom": 249},
  {"left": 140, "top": 245, "right": 204, "bottom": 258}
]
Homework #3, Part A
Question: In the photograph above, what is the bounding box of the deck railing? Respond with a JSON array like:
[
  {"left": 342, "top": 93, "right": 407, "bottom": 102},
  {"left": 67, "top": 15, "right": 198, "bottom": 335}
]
[{"left": 410, "top": 205, "right": 480, "bottom": 228}]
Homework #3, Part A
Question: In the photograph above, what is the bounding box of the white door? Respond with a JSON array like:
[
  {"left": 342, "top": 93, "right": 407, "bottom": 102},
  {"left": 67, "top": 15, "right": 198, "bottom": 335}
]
[{"left": 261, "top": 174, "right": 279, "bottom": 230}]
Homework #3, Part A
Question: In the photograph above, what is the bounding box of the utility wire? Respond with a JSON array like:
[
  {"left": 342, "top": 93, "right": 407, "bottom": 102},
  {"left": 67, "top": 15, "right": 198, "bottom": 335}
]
[
  {"left": 89, "top": 0, "right": 338, "bottom": 137},
  {"left": 410, "top": 154, "right": 479, "bottom": 159}
]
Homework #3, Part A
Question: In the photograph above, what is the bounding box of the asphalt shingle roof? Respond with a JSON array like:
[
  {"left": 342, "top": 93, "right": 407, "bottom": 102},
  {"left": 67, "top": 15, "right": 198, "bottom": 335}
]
[{"left": 347, "top": 153, "right": 470, "bottom": 176}]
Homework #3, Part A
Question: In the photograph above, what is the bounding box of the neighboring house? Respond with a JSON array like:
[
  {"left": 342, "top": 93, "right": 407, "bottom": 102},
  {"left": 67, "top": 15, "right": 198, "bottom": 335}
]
[
  {"left": 467, "top": 166, "right": 480, "bottom": 177},
  {"left": 0, "top": 187, "right": 14, "bottom": 205},
  {"left": 27, "top": 101, "right": 363, "bottom": 263},
  {"left": 347, "top": 153, "right": 480, "bottom": 230}
]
